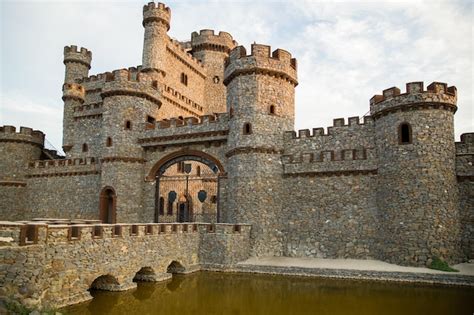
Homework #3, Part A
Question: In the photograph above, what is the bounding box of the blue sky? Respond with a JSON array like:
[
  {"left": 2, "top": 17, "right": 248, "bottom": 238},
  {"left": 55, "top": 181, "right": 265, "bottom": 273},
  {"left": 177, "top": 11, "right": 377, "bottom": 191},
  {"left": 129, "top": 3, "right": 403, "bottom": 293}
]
[{"left": 1, "top": 0, "right": 472, "bottom": 150}]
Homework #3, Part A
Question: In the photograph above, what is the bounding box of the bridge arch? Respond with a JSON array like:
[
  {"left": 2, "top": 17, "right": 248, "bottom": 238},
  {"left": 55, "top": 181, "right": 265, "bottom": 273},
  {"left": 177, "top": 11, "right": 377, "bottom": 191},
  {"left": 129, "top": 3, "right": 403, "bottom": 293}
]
[
  {"left": 166, "top": 260, "right": 186, "bottom": 274},
  {"left": 90, "top": 274, "right": 120, "bottom": 291}
]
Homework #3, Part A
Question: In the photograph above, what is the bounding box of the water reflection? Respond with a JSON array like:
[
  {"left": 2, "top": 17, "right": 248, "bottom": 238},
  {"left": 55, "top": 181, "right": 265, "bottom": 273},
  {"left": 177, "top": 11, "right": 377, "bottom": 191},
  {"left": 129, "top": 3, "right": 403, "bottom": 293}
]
[{"left": 65, "top": 272, "right": 474, "bottom": 315}]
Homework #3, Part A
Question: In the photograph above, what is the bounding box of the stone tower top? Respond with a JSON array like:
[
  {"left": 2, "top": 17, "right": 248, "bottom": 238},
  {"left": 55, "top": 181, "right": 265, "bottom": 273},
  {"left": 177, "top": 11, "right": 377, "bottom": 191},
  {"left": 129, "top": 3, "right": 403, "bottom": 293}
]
[
  {"left": 369, "top": 81, "right": 457, "bottom": 118},
  {"left": 191, "top": 29, "right": 237, "bottom": 54},
  {"left": 224, "top": 44, "right": 298, "bottom": 86},
  {"left": 63, "top": 45, "right": 92, "bottom": 70},
  {"left": 143, "top": 2, "right": 171, "bottom": 30}
]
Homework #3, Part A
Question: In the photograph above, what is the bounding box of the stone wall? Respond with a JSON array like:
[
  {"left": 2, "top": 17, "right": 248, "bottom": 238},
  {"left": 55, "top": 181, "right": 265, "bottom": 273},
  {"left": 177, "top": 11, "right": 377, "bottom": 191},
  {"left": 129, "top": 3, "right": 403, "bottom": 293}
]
[
  {"left": 0, "top": 221, "right": 251, "bottom": 309},
  {"left": 456, "top": 133, "right": 474, "bottom": 259}
]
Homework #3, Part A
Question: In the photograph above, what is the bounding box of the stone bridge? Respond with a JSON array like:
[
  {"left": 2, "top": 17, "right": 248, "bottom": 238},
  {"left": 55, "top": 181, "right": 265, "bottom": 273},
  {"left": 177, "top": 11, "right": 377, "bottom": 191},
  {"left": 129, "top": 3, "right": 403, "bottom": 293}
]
[{"left": 0, "top": 220, "right": 251, "bottom": 309}]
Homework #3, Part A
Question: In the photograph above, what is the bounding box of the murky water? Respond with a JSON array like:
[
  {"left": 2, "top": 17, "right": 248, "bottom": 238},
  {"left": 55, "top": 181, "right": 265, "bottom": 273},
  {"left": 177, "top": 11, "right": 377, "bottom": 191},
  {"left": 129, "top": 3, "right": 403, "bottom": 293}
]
[{"left": 64, "top": 272, "right": 474, "bottom": 315}]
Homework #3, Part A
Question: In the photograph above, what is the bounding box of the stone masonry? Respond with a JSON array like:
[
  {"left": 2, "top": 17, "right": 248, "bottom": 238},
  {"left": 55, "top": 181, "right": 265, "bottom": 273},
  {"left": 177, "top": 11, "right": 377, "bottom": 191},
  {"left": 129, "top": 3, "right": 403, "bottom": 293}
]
[{"left": 0, "top": 0, "right": 473, "bottom": 286}]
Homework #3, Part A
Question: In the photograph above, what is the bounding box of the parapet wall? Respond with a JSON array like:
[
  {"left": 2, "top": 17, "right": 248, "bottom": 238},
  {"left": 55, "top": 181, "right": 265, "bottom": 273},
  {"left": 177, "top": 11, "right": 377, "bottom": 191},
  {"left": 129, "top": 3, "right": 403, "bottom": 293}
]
[
  {"left": 139, "top": 113, "right": 229, "bottom": 148},
  {"left": 63, "top": 45, "right": 92, "bottom": 69},
  {"left": 456, "top": 133, "right": 474, "bottom": 178},
  {"left": 370, "top": 81, "right": 457, "bottom": 118},
  {"left": 143, "top": 2, "right": 171, "bottom": 30},
  {"left": 283, "top": 116, "right": 376, "bottom": 175},
  {"left": 0, "top": 221, "right": 251, "bottom": 308},
  {"left": 224, "top": 44, "right": 298, "bottom": 86},
  {"left": 0, "top": 125, "right": 44, "bottom": 147}
]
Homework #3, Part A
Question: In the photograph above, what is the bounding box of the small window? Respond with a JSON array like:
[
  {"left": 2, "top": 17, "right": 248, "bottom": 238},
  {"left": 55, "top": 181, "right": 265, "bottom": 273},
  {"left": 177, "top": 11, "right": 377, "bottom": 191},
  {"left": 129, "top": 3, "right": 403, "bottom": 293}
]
[
  {"left": 159, "top": 197, "right": 164, "bottom": 215},
  {"left": 229, "top": 107, "right": 234, "bottom": 118},
  {"left": 180, "top": 73, "right": 188, "bottom": 86},
  {"left": 167, "top": 200, "right": 173, "bottom": 215},
  {"left": 269, "top": 105, "right": 276, "bottom": 115},
  {"left": 106, "top": 137, "right": 112, "bottom": 147},
  {"left": 399, "top": 123, "right": 412, "bottom": 144},
  {"left": 82, "top": 143, "right": 88, "bottom": 152},
  {"left": 196, "top": 166, "right": 201, "bottom": 177},
  {"left": 211, "top": 195, "right": 217, "bottom": 204},
  {"left": 147, "top": 115, "right": 155, "bottom": 124},
  {"left": 125, "top": 120, "right": 132, "bottom": 130},
  {"left": 213, "top": 76, "right": 220, "bottom": 84},
  {"left": 243, "top": 123, "right": 252, "bottom": 135}
]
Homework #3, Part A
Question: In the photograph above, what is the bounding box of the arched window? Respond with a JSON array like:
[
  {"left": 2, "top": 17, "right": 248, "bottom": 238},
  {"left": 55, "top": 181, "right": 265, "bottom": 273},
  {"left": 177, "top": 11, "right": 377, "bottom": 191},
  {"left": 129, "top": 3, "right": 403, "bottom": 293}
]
[
  {"left": 106, "top": 137, "right": 112, "bottom": 147},
  {"left": 399, "top": 122, "right": 412, "bottom": 144},
  {"left": 125, "top": 120, "right": 132, "bottom": 130},
  {"left": 229, "top": 107, "right": 234, "bottom": 118},
  {"left": 269, "top": 105, "right": 276, "bottom": 115},
  {"left": 82, "top": 143, "right": 88, "bottom": 152},
  {"left": 167, "top": 200, "right": 173, "bottom": 215},
  {"left": 243, "top": 123, "right": 252, "bottom": 135},
  {"left": 99, "top": 187, "right": 116, "bottom": 224}
]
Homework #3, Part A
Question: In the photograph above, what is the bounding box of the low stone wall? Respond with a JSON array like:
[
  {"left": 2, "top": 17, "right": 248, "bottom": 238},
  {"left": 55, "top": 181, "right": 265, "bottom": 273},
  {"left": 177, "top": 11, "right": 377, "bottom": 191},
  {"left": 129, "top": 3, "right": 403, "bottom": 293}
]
[{"left": 0, "top": 221, "right": 251, "bottom": 309}]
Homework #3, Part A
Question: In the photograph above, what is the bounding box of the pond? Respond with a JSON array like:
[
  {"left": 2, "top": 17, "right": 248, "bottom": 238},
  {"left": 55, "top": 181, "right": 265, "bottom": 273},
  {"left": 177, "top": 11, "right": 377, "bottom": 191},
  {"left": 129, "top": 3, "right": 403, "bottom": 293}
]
[{"left": 64, "top": 271, "right": 474, "bottom": 315}]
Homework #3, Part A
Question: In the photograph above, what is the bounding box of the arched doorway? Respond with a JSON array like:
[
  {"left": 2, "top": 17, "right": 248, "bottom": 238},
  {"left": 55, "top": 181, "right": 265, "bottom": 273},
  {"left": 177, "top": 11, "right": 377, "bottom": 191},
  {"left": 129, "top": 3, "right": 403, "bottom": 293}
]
[
  {"left": 148, "top": 150, "right": 225, "bottom": 224},
  {"left": 99, "top": 187, "right": 116, "bottom": 223}
]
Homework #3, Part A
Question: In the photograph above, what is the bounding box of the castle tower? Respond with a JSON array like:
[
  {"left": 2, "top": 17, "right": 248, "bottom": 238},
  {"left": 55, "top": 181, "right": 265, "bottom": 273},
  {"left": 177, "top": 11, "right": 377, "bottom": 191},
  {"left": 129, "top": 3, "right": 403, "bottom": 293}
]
[
  {"left": 224, "top": 44, "right": 298, "bottom": 256},
  {"left": 371, "top": 82, "right": 461, "bottom": 266},
  {"left": 61, "top": 82, "right": 85, "bottom": 154},
  {"left": 191, "top": 30, "right": 237, "bottom": 113},
  {"left": 63, "top": 45, "right": 92, "bottom": 84},
  {"left": 141, "top": 2, "right": 170, "bottom": 79},
  {"left": 99, "top": 69, "right": 161, "bottom": 222},
  {"left": 62, "top": 45, "right": 91, "bottom": 154}
]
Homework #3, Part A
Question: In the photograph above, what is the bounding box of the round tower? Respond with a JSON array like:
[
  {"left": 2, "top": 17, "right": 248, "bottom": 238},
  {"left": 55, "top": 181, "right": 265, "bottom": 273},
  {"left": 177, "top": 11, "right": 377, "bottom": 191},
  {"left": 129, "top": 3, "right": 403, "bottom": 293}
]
[
  {"left": 224, "top": 44, "right": 298, "bottom": 256},
  {"left": 63, "top": 45, "right": 92, "bottom": 83},
  {"left": 142, "top": 2, "right": 170, "bottom": 78},
  {"left": 191, "top": 30, "right": 237, "bottom": 113},
  {"left": 62, "top": 82, "right": 85, "bottom": 155},
  {"left": 0, "top": 125, "right": 44, "bottom": 180},
  {"left": 371, "top": 81, "right": 461, "bottom": 266}
]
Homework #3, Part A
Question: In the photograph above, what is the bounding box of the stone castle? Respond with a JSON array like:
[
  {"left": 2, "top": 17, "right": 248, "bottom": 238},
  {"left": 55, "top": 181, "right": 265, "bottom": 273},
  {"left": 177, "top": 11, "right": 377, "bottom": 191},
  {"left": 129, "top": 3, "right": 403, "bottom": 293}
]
[{"left": 1, "top": 1, "right": 473, "bottom": 271}]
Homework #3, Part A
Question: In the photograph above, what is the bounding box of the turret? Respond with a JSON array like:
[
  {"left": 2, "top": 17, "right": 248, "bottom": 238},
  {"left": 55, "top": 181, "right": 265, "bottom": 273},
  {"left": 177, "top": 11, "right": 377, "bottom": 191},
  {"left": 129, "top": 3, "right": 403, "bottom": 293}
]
[
  {"left": 62, "top": 83, "right": 85, "bottom": 154},
  {"left": 224, "top": 44, "right": 298, "bottom": 256},
  {"left": 63, "top": 45, "right": 92, "bottom": 83},
  {"left": 142, "top": 2, "right": 170, "bottom": 77},
  {"left": 371, "top": 81, "right": 462, "bottom": 266},
  {"left": 190, "top": 30, "right": 237, "bottom": 113}
]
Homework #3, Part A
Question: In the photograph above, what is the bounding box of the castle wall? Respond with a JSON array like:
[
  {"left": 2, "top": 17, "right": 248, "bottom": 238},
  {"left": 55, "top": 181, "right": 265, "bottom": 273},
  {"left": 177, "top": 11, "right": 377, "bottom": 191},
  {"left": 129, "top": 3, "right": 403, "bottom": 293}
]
[
  {"left": 0, "top": 185, "right": 27, "bottom": 221},
  {"left": 283, "top": 174, "right": 378, "bottom": 258},
  {"left": 24, "top": 158, "right": 100, "bottom": 220},
  {"left": 456, "top": 133, "right": 474, "bottom": 259}
]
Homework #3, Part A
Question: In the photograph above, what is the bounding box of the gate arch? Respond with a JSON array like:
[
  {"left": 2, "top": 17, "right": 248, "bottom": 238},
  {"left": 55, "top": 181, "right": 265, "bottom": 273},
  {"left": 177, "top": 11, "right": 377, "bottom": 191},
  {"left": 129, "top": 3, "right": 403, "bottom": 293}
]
[{"left": 148, "top": 149, "right": 225, "bottom": 223}]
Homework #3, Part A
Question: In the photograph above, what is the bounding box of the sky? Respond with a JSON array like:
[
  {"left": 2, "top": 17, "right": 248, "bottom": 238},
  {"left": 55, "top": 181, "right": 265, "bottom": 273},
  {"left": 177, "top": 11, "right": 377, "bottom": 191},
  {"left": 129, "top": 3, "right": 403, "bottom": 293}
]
[{"left": 0, "top": 0, "right": 472, "bottom": 151}]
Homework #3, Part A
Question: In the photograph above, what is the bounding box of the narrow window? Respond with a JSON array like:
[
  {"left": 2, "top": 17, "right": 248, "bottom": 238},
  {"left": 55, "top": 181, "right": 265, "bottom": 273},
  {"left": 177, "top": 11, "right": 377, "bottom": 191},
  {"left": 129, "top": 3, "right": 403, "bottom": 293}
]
[
  {"left": 229, "top": 107, "right": 234, "bottom": 118},
  {"left": 82, "top": 143, "right": 88, "bottom": 152},
  {"left": 399, "top": 123, "right": 412, "bottom": 144},
  {"left": 125, "top": 120, "right": 132, "bottom": 130},
  {"left": 196, "top": 166, "right": 201, "bottom": 177},
  {"left": 147, "top": 115, "right": 155, "bottom": 124},
  {"left": 106, "top": 137, "right": 112, "bottom": 147},
  {"left": 269, "top": 105, "right": 276, "bottom": 115},
  {"left": 181, "top": 73, "right": 188, "bottom": 86},
  {"left": 213, "top": 76, "right": 220, "bottom": 84},
  {"left": 159, "top": 197, "right": 164, "bottom": 215},
  {"left": 243, "top": 123, "right": 252, "bottom": 135},
  {"left": 167, "top": 200, "right": 173, "bottom": 215}
]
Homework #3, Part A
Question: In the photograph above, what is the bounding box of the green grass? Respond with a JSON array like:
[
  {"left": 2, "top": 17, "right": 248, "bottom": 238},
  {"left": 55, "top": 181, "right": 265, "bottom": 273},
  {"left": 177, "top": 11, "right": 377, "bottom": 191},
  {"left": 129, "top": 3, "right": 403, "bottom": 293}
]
[{"left": 428, "top": 257, "right": 459, "bottom": 272}]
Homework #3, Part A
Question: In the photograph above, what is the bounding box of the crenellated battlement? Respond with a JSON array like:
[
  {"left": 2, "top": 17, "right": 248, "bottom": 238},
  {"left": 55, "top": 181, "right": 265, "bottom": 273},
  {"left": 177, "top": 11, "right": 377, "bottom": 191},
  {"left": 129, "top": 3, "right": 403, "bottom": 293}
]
[
  {"left": 63, "top": 45, "right": 92, "bottom": 69},
  {"left": 455, "top": 133, "right": 474, "bottom": 179},
  {"left": 62, "top": 83, "right": 85, "bottom": 103},
  {"left": 224, "top": 44, "right": 298, "bottom": 86},
  {"left": 25, "top": 157, "right": 100, "bottom": 178},
  {"left": 0, "top": 126, "right": 44, "bottom": 147},
  {"left": 191, "top": 29, "right": 237, "bottom": 54},
  {"left": 101, "top": 69, "right": 161, "bottom": 106},
  {"left": 284, "top": 116, "right": 374, "bottom": 140},
  {"left": 143, "top": 2, "right": 171, "bottom": 30},
  {"left": 139, "top": 113, "right": 229, "bottom": 147},
  {"left": 370, "top": 81, "right": 457, "bottom": 118},
  {"left": 78, "top": 66, "right": 143, "bottom": 84},
  {"left": 28, "top": 157, "right": 97, "bottom": 169},
  {"left": 281, "top": 147, "right": 377, "bottom": 176}
]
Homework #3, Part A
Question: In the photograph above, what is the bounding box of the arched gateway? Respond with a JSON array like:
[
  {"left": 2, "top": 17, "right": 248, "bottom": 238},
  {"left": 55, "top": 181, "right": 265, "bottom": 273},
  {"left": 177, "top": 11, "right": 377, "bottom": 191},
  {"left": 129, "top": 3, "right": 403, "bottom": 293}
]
[{"left": 147, "top": 150, "right": 226, "bottom": 224}]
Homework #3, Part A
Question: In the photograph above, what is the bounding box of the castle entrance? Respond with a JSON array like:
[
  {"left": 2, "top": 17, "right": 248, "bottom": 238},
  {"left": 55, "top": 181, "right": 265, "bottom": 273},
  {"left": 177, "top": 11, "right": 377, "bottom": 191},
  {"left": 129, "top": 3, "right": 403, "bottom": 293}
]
[{"left": 149, "top": 150, "right": 225, "bottom": 224}]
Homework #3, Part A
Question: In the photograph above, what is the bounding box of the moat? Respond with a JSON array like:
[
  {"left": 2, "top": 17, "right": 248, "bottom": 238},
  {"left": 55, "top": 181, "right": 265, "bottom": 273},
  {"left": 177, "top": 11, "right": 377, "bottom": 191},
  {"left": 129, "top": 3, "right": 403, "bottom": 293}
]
[{"left": 63, "top": 272, "right": 474, "bottom": 315}]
